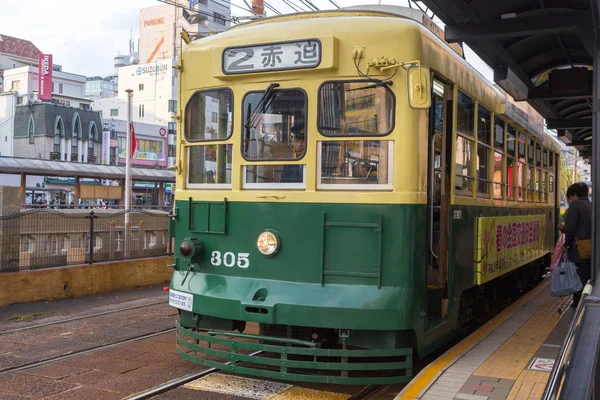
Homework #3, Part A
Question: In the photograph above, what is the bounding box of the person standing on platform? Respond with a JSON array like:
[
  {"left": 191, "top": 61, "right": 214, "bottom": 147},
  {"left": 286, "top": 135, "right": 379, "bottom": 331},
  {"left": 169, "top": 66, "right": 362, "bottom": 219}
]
[{"left": 564, "top": 182, "right": 592, "bottom": 307}]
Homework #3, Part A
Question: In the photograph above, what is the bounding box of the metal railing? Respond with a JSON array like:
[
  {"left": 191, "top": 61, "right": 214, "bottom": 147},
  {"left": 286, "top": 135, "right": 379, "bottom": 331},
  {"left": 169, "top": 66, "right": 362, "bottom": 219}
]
[
  {"left": 542, "top": 282, "right": 594, "bottom": 400},
  {"left": 0, "top": 209, "right": 173, "bottom": 272}
]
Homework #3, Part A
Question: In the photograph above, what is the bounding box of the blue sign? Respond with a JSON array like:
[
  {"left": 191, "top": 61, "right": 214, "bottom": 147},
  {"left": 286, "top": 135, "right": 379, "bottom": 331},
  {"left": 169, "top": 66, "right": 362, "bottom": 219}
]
[{"left": 189, "top": 0, "right": 199, "bottom": 8}]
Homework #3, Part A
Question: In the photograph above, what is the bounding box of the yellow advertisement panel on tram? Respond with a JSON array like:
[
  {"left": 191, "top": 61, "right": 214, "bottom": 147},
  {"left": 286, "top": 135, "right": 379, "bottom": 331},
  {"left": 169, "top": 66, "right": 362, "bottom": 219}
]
[{"left": 474, "top": 215, "right": 547, "bottom": 284}]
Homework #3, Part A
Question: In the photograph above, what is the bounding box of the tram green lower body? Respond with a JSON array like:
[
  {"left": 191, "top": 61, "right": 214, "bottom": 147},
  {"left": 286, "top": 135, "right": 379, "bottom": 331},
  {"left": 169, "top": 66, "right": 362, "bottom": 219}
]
[{"left": 170, "top": 200, "right": 553, "bottom": 384}]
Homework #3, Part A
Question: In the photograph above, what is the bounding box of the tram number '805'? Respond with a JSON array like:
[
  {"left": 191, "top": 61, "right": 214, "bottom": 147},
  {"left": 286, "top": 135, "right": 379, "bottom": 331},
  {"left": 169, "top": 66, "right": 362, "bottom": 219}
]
[{"left": 211, "top": 251, "right": 250, "bottom": 268}]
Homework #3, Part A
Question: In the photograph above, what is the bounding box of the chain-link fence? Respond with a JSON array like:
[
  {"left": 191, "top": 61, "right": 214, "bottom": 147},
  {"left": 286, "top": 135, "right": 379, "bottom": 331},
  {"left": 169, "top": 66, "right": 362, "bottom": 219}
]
[{"left": 0, "top": 209, "right": 172, "bottom": 272}]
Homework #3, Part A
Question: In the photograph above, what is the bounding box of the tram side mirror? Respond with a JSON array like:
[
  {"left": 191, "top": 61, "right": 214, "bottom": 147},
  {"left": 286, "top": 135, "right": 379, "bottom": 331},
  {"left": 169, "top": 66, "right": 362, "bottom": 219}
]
[{"left": 407, "top": 66, "right": 431, "bottom": 109}]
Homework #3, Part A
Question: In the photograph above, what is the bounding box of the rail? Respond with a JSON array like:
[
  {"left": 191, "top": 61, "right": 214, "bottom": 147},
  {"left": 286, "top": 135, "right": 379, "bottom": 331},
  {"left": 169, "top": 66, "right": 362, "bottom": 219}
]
[{"left": 542, "top": 282, "right": 594, "bottom": 400}]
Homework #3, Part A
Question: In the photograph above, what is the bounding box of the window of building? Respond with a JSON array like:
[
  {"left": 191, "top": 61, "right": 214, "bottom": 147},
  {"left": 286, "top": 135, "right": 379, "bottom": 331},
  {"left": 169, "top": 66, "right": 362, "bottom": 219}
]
[
  {"left": 137, "top": 139, "right": 162, "bottom": 154},
  {"left": 476, "top": 105, "right": 491, "bottom": 195},
  {"left": 11, "top": 80, "right": 20, "bottom": 91},
  {"left": 59, "top": 83, "right": 63, "bottom": 94},
  {"left": 213, "top": 12, "right": 226, "bottom": 25},
  {"left": 211, "top": 112, "right": 218, "bottom": 123},
  {"left": 16, "top": 96, "right": 23, "bottom": 105},
  {"left": 187, "top": 144, "right": 233, "bottom": 188},
  {"left": 317, "top": 140, "right": 393, "bottom": 190},
  {"left": 318, "top": 81, "right": 394, "bottom": 136},
  {"left": 80, "top": 103, "right": 90, "bottom": 110},
  {"left": 456, "top": 91, "right": 475, "bottom": 194},
  {"left": 110, "top": 108, "right": 118, "bottom": 117},
  {"left": 242, "top": 89, "right": 306, "bottom": 161},
  {"left": 139, "top": 83, "right": 144, "bottom": 91},
  {"left": 139, "top": 104, "right": 145, "bottom": 118},
  {"left": 186, "top": 89, "right": 232, "bottom": 141}
]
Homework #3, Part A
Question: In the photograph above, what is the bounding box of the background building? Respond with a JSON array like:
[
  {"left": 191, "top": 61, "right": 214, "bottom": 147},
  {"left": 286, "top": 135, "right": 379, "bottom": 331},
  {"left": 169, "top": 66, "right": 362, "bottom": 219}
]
[
  {"left": 85, "top": 76, "right": 118, "bottom": 99},
  {"left": 12, "top": 103, "right": 102, "bottom": 163},
  {"left": 139, "top": 0, "right": 230, "bottom": 64},
  {"left": 0, "top": 34, "right": 43, "bottom": 92},
  {"left": 3, "top": 65, "right": 90, "bottom": 108},
  {"left": 102, "top": 118, "right": 168, "bottom": 168}
]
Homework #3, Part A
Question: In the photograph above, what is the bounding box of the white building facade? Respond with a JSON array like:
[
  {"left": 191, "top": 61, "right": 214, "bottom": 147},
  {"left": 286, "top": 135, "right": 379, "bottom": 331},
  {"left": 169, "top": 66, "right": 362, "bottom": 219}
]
[
  {"left": 92, "top": 59, "right": 177, "bottom": 167},
  {"left": 3, "top": 66, "right": 91, "bottom": 109}
]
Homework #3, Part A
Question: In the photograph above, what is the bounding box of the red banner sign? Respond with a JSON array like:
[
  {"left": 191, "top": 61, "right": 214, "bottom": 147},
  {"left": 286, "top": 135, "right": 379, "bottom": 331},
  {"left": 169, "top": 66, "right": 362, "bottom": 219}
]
[{"left": 38, "top": 54, "right": 53, "bottom": 100}]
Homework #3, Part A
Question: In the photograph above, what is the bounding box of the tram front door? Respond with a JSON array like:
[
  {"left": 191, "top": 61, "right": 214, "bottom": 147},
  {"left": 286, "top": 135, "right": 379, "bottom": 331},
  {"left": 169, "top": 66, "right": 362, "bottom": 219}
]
[{"left": 425, "top": 77, "right": 452, "bottom": 327}]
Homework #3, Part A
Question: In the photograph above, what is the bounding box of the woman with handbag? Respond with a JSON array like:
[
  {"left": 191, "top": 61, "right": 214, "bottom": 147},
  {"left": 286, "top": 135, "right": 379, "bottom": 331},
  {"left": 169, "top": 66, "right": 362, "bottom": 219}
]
[{"left": 563, "top": 182, "right": 592, "bottom": 307}]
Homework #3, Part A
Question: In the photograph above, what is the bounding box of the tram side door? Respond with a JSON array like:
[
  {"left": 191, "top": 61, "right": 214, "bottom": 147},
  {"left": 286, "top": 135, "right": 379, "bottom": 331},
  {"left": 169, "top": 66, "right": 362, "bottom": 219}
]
[{"left": 425, "top": 77, "right": 452, "bottom": 326}]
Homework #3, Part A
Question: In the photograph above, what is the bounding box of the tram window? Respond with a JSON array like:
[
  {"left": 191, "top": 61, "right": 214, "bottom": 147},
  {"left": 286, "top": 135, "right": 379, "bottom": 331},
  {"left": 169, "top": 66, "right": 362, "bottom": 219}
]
[
  {"left": 476, "top": 144, "right": 489, "bottom": 195},
  {"left": 185, "top": 88, "right": 233, "bottom": 141},
  {"left": 493, "top": 152, "right": 503, "bottom": 199},
  {"left": 518, "top": 133, "right": 526, "bottom": 158},
  {"left": 549, "top": 151, "right": 554, "bottom": 168},
  {"left": 543, "top": 171, "right": 549, "bottom": 202},
  {"left": 536, "top": 143, "right": 542, "bottom": 166},
  {"left": 506, "top": 157, "right": 515, "bottom": 200},
  {"left": 477, "top": 106, "right": 491, "bottom": 145},
  {"left": 242, "top": 89, "right": 307, "bottom": 161},
  {"left": 542, "top": 148, "right": 548, "bottom": 168},
  {"left": 528, "top": 138, "right": 534, "bottom": 163},
  {"left": 494, "top": 118, "right": 505, "bottom": 150},
  {"left": 243, "top": 165, "right": 305, "bottom": 189},
  {"left": 455, "top": 136, "right": 474, "bottom": 194},
  {"left": 527, "top": 165, "right": 535, "bottom": 202},
  {"left": 318, "top": 81, "right": 394, "bottom": 136},
  {"left": 457, "top": 91, "right": 475, "bottom": 138},
  {"left": 318, "top": 140, "right": 392, "bottom": 189},
  {"left": 517, "top": 162, "right": 525, "bottom": 201},
  {"left": 549, "top": 174, "right": 555, "bottom": 193},
  {"left": 187, "top": 144, "right": 233, "bottom": 188},
  {"left": 506, "top": 125, "right": 516, "bottom": 157},
  {"left": 535, "top": 169, "right": 542, "bottom": 202}
]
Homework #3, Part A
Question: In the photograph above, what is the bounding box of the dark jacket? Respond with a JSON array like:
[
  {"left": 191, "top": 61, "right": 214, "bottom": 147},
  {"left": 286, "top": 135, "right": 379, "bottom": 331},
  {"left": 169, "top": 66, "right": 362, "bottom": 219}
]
[
  {"left": 280, "top": 165, "right": 302, "bottom": 183},
  {"left": 564, "top": 197, "right": 592, "bottom": 263}
]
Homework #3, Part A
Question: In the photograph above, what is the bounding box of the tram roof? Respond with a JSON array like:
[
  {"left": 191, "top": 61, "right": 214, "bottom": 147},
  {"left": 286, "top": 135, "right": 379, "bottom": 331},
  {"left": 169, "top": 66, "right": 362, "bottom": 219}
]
[
  {"left": 0, "top": 157, "right": 175, "bottom": 182},
  {"left": 418, "top": 0, "right": 596, "bottom": 158}
]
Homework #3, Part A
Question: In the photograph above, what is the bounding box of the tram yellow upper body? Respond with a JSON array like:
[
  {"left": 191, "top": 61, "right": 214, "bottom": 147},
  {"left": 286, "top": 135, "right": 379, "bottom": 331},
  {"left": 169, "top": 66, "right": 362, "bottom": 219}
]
[{"left": 175, "top": 7, "right": 561, "bottom": 207}]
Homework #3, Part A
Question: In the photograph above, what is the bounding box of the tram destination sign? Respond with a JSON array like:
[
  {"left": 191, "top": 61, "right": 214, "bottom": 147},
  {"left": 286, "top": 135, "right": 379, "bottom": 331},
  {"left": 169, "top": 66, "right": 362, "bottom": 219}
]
[{"left": 222, "top": 39, "right": 321, "bottom": 74}]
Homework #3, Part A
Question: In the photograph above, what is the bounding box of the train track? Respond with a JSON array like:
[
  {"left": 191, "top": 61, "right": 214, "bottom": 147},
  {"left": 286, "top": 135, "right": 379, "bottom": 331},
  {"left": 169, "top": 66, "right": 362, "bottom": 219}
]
[
  {"left": 0, "top": 299, "right": 167, "bottom": 335},
  {"left": 0, "top": 327, "right": 176, "bottom": 376}
]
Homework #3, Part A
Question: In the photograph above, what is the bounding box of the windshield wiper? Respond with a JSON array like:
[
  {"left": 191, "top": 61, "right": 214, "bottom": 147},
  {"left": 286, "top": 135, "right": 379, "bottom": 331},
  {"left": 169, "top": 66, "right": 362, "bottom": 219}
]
[
  {"left": 347, "top": 80, "right": 393, "bottom": 91},
  {"left": 245, "top": 82, "right": 280, "bottom": 129}
]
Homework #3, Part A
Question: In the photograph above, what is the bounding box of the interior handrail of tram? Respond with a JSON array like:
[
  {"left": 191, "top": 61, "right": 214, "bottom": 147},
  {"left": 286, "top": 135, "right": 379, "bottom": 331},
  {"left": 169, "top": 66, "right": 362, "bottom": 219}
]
[{"left": 542, "top": 281, "right": 593, "bottom": 400}]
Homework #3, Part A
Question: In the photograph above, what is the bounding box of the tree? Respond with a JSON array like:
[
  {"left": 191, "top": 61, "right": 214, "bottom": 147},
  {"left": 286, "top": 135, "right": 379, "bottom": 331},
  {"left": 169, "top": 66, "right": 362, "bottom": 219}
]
[{"left": 559, "top": 155, "right": 581, "bottom": 203}]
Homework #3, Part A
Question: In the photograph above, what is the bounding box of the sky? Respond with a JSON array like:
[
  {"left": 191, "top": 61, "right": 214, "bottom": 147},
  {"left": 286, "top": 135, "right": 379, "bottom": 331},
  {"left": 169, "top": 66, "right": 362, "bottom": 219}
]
[{"left": 0, "top": 0, "right": 493, "bottom": 81}]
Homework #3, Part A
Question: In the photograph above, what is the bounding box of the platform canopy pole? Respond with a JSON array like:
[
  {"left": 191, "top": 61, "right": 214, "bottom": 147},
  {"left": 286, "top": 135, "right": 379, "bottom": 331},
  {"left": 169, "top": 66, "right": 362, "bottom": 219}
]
[{"left": 592, "top": 0, "right": 600, "bottom": 293}]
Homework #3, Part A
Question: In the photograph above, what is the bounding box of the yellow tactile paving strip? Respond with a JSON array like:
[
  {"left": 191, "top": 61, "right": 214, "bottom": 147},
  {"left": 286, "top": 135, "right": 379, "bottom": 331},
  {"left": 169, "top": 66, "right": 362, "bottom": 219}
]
[
  {"left": 473, "top": 295, "right": 570, "bottom": 381},
  {"left": 506, "top": 370, "right": 551, "bottom": 400}
]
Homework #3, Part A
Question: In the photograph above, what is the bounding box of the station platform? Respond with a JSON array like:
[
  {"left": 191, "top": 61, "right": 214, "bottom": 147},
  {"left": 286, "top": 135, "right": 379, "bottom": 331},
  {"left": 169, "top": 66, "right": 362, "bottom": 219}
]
[{"left": 397, "top": 279, "right": 573, "bottom": 400}]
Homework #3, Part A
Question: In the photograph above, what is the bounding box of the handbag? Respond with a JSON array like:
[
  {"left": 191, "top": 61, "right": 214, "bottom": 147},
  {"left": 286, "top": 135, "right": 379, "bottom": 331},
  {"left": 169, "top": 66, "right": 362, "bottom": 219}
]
[
  {"left": 550, "top": 254, "right": 583, "bottom": 297},
  {"left": 576, "top": 236, "right": 592, "bottom": 260}
]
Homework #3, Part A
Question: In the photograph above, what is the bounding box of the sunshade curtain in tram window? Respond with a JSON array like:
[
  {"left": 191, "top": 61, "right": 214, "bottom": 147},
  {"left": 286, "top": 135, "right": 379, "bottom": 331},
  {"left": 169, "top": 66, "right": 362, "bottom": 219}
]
[
  {"left": 185, "top": 89, "right": 233, "bottom": 141},
  {"left": 317, "top": 81, "right": 395, "bottom": 136}
]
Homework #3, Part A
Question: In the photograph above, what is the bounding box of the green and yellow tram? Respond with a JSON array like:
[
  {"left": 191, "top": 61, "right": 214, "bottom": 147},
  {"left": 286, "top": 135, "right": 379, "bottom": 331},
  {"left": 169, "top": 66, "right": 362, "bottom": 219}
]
[{"left": 168, "top": 5, "right": 562, "bottom": 384}]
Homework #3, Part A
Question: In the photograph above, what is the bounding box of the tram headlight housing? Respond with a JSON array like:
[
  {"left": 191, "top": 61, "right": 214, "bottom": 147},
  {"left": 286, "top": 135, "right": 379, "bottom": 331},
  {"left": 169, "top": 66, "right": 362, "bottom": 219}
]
[
  {"left": 257, "top": 231, "right": 279, "bottom": 256},
  {"left": 179, "top": 238, "right": 203, "bottom": 262}
]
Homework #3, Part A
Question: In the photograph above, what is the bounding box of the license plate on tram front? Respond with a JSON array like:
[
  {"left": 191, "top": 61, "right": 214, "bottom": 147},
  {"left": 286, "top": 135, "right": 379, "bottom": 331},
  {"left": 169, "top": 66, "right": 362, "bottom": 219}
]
[{"left": 169, "top": 289, "right": 193, "bottom": 312}]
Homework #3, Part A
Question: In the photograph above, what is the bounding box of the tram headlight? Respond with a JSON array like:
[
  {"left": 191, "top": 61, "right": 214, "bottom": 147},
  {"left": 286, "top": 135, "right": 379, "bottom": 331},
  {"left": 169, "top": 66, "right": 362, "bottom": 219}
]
[
  {"left": 257, "top": 231, "right": 279, "bottom": 256},
  {"left": 179, "top": 238, "right": 203, "bottom": 261}
]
